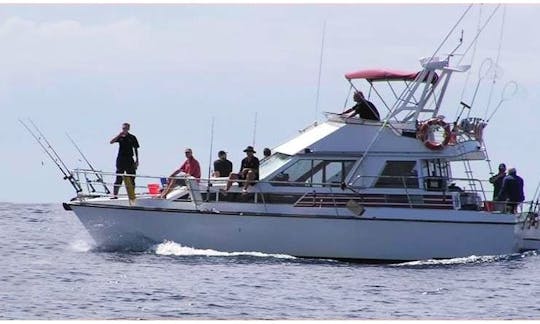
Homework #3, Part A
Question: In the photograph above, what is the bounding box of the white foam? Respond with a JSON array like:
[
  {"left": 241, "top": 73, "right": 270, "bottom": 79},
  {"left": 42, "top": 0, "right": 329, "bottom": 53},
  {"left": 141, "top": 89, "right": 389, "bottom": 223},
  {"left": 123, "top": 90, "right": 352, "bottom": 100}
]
[
  {"left": 393, "top": 254, "right": 507, "bottom": 266},
  {"left": 153, "top": 240, "right": 296, "bottom": 259},
  {"left": 69, "top": 239, "right": 94, "bottom": 252}
]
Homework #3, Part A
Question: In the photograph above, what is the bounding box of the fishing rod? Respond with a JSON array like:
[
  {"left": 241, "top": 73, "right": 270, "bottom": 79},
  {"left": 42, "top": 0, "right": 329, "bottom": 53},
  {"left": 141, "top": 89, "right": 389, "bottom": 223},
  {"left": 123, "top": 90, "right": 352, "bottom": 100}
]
[
  {"left": 67, "top": 133, "right": 96, "bottom": 194},
  {"left": 206, "top": 117, "right": 215, "bottom": 202},
  {"left": 19, "top": 119, "right": 82, "bottom": 193},
  {"left": 66, "top": 132, "right": 111, "bottom": 194}
]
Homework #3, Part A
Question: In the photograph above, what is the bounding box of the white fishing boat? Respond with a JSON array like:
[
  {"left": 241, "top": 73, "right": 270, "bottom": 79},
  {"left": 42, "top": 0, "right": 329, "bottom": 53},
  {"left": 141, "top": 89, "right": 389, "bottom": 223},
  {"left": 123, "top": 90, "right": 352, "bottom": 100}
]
[{"left": 58, "top": 49, "right": 540, "bottom": 262}]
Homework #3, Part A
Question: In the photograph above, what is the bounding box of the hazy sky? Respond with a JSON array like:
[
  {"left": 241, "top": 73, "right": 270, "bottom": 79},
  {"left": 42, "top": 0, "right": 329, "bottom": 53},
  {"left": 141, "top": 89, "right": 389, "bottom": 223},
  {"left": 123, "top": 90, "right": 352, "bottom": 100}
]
[{"left": 2, "top": 3, "right": 540, "bottom": 203}]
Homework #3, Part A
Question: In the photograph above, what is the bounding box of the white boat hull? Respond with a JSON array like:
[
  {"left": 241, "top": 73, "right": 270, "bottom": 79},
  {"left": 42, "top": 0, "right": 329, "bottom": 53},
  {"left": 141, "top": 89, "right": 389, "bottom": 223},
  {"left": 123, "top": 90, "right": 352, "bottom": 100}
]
[
  {"left": 519, "top": 216, "right": 540, "bottom": 251},
  {"left": 68, "top": 201, "right": 522, "bottom": 261}
]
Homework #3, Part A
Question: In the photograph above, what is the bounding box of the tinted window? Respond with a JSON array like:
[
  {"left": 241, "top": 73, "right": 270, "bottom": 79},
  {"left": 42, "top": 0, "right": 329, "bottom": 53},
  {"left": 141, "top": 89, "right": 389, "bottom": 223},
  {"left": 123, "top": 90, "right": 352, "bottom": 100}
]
[
  {"left": 271, "top": 159, "right": 356, "bottom": 187},
  {"left": 374, "top": 161, "right": 419, "bottom": 188}
]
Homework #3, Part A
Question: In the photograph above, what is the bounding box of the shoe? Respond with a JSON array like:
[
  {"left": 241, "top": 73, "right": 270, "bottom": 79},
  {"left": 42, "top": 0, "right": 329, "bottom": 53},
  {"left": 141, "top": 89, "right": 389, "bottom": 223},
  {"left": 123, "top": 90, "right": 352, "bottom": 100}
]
[{"left": 110, "top": 196, "right": 118, "bottom": 200}]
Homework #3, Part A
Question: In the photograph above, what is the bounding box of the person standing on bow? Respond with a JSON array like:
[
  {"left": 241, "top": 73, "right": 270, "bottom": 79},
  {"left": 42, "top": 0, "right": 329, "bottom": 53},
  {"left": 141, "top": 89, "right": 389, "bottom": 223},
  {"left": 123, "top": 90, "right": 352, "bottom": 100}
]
[
  {"left": 340, "top": 91, "right": 380, "bottom": 121},
  {"left": 160, "top": 148, "right": 201, "bottom": 198},
  {"left": 225, "top": 146, "right": 260, "bottom": 193},
  {"left": 110, "top": 122, "right": 139, "bottom": 199},
  {"left": 489, "top": 163, "right": 507, "bottom": 201},
  {"left": 497, "top": 167, "right": 525, "bottom": 214},
  {"left": 212, "top": 150, "right": 233, "bottom": 178}
]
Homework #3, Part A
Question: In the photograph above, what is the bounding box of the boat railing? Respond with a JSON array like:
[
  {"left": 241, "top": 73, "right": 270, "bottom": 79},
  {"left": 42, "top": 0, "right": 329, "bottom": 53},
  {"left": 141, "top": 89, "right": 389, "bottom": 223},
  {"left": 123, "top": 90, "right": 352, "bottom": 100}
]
[{"left": 70, "top": 168, "right": 530, "bottom": 214}]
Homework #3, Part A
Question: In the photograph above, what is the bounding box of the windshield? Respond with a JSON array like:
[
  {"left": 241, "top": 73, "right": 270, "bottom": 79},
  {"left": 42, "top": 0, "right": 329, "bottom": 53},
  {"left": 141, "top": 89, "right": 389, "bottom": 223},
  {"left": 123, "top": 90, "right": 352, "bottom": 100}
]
[{"left": 259, "top": 153, "right": 292, "bottom": 180}]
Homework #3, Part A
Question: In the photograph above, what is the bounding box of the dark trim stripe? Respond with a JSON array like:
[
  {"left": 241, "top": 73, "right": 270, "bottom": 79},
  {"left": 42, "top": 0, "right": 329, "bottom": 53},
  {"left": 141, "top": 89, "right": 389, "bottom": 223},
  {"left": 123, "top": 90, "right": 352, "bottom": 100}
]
[{"left": 68, "top": 202, "right": 518, "bottom": 226}]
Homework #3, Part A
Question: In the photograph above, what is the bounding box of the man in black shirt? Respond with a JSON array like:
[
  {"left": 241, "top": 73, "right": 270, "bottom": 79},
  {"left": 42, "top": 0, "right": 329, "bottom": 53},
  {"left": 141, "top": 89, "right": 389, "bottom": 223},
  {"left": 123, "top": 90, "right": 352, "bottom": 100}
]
[
  {"left": 340, "top": 91, "right": 380, "bottom": 121},
  {"left": 489, "top": 163, "right": 506, "bottom": 200},
  {"left": 213, "top": 150, "right": 233, "bottom": 178},
  {"left": 224, "top": 146, "right": 260, "bottom": 193},
  {"left": 110, "top": 122, "right": 139, "bottom": 198}
]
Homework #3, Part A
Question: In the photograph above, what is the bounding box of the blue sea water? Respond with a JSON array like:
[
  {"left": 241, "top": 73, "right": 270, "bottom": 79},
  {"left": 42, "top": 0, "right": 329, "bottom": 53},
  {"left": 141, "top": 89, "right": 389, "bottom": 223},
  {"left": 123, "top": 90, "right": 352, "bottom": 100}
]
[{"left": 1, "top": 202, "right": 539, "bottom": 320}]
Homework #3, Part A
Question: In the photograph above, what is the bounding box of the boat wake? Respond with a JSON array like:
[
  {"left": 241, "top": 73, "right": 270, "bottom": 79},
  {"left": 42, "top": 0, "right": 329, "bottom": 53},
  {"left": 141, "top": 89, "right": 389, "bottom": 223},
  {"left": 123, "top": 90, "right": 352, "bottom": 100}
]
[
  {"left": 152, "top": 240, "right": 297, "bottom": 260},
  {"left": 393, "top": 251, "right": 538, "bottom": 267},
  {"left": 69, "top": 239, "right": 95, "bottom": 253}
]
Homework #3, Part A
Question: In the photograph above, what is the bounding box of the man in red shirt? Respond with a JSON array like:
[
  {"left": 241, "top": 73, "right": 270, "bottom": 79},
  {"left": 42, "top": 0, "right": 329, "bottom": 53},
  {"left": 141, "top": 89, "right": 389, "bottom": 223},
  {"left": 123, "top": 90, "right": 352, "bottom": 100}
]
[{"left": 160, "top": 148, "right": 201, "bottom": 198}]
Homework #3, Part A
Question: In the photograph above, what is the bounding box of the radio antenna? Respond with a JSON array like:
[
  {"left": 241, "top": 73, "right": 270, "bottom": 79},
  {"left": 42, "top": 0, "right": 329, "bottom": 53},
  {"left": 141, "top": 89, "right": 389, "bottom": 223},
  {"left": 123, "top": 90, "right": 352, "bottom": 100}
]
[
  {"left": 314, "top": 20, "right": 327, "bottom": 123},
  {"left": 206, "top": 117, "right": 215, "bottom": 201},
  {"left": 252, "top": 112, "right": 257, "bottom": 147}
]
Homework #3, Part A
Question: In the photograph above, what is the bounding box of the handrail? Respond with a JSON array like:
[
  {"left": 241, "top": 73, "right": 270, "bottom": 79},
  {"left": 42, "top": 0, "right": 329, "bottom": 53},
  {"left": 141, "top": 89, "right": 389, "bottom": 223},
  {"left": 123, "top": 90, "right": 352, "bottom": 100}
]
[
  {"left": 71, "top": 168, "right": 531, "bottom": 213},
  {"left": 72, "top": 169, "right": 491, "bottom": 196}
]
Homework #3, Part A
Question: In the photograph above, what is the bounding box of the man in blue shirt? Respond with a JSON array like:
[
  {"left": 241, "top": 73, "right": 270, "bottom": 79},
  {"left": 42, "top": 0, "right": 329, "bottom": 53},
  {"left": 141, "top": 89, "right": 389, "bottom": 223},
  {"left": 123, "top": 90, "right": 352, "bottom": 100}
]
[{"left": 497, "top": 167, "right": 525, "bottom": 213}]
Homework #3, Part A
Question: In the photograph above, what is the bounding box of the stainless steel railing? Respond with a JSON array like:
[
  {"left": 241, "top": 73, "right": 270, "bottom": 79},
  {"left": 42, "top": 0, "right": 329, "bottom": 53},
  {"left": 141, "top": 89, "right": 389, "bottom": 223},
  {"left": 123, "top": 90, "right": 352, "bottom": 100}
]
[{"left": 70, "top": 168, "right": 530, "bottom": 214}]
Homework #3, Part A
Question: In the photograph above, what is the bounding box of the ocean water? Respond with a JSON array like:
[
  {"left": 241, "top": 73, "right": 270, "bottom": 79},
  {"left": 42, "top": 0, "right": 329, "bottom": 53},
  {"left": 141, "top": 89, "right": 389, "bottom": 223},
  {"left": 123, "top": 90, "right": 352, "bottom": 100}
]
[{"left": 1, "top": 202, "right": 539, "bottom": 320}]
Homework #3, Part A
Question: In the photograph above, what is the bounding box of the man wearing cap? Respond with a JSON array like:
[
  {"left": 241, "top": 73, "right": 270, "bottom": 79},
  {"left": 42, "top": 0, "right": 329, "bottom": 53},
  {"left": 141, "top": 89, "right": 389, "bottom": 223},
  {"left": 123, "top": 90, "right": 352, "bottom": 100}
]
[
  {"left": 213, "top": 150, "right": 233, "bottom": 178},
  {"left": 225, "top": 146, "right": 260, "bottom": 192},
  {"left": 497, "top": 167, "right": 525, "bottom": 214},
  {"left": 160, "top": 148, "right": 201, "bottom": 198}
]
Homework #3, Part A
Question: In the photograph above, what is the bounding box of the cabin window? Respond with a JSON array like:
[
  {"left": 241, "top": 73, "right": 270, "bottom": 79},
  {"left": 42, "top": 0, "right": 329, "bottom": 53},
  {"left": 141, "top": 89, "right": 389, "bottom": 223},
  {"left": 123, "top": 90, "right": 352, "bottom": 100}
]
[
  {"left": 374, "top": 161, "right": 419, "bottom": 188},
  {"left": 423, "top": 159, "right": 449, "bottom": 178},
  {"left": 259, "top": 153, "right": 291, "bottom": 179},
  {"left": 422, "top": 159, "right": 450, "bottom": 191},
  {"left": 270, "top": 159, "right": 355, "bottom": 187}
]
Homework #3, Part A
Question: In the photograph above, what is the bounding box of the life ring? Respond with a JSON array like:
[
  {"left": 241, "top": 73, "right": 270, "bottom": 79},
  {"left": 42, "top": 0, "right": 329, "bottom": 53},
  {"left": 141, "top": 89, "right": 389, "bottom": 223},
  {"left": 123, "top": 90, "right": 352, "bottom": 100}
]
[{"left": 417, "top": 118, "right": 451, "bottom": 150}]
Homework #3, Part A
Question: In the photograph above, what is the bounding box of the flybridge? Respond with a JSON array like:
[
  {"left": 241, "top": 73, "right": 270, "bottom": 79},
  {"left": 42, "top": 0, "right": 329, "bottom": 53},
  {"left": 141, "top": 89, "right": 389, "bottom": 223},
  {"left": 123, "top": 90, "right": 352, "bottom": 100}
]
[{"left": 344, "top": 56, "right": 470, "bottom": 123}]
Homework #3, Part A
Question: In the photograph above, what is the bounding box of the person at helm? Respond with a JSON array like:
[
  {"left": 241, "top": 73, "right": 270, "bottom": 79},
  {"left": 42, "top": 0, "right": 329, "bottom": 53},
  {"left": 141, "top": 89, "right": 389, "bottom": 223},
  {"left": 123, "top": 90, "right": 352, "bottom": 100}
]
[{"left": 340, "top": 91, "right": 380, "bottom": 121}]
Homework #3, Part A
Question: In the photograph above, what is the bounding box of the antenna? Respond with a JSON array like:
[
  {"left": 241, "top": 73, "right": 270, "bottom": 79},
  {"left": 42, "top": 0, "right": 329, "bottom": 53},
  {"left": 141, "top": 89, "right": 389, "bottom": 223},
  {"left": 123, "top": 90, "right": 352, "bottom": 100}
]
[
  {"left": 207, "top": 117, "right": 215, "bottom": 180},
  {"left": 314, "top": 20, "right": 327, "bottom": 123},
  {"left": 448, "top": 29, "right": 464, "bottom": 58},
  {"left": 427, "top": 4, "right": 473, "bottom": 62},
  {"left": 457, "top": 4, "right": 502, "bottom": 65},
  {"left": 206, "top": 117, "right": 215, "bottom": 202},
  {"left": 252, "top": 112, "right": 257, "bottom": 147}
]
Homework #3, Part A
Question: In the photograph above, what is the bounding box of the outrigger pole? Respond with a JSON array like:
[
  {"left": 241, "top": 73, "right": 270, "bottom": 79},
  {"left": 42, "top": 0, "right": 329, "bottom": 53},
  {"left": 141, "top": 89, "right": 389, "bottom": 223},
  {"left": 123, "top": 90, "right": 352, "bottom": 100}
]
[
  {"left": 66, "top": 132, "right": 111, "bottom": 195},
  {"left": 19, "top": 118, "right": 83, "bottom": 193},
  {"left": 206, "top": 117, "right": 215, "bottom": 202}
]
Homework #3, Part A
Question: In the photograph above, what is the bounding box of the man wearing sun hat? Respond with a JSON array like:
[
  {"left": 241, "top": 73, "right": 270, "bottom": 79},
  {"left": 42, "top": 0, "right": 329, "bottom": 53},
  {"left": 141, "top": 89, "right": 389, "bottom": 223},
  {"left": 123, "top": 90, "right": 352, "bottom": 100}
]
[{"left": 224, "top": 145, "right": 260, "bottom": 192}]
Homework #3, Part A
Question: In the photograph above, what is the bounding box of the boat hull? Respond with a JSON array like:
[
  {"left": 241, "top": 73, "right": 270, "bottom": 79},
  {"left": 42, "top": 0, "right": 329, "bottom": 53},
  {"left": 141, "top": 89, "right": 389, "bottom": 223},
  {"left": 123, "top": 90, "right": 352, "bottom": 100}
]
[{"left": 68, "top": 201, "right": 521, "bottom": 261}]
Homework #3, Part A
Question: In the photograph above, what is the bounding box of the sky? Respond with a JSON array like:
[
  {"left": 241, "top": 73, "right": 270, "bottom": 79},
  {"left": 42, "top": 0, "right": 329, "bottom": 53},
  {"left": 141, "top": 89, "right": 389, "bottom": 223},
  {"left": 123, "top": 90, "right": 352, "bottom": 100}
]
[{"left": 2, "top": 3, "right": 540, "bottom": 203}]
